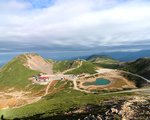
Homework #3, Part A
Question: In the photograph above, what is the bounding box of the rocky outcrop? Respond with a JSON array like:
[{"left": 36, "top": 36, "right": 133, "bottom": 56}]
[{"left": 57, "top": 96, "right": 150, "bottom": 120}]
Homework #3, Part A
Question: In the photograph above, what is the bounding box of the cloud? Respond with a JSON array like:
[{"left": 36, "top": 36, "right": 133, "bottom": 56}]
[
  {"left": 0, "top": 0, "right": 150, "bottom": 52},
  {"left": 0, "top": 0, "right": 31, "bottom": 11}
]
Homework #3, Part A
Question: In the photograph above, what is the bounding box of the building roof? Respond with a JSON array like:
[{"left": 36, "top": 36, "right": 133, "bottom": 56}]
[{"left": 39, "top": 76, "right": 49, "bottom": 79}]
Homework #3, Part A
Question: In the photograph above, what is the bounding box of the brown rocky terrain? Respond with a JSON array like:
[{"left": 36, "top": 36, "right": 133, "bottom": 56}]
[
  {"left": 41, "top": 95, "right": 150, "bottom": 120},
  {"left": 77, "top": 69, "right": 136, "bottom": 91},
  {"left": 24, "top": 53, "right": 53, "bottom": 74},
  {"left": 0, "top": 91, "right": 41, "bottom": 109}
]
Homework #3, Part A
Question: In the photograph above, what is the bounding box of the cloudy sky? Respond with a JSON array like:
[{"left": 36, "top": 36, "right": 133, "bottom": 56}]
[{"left": 0, "top": 0, "right": 150, "bottom": 52}]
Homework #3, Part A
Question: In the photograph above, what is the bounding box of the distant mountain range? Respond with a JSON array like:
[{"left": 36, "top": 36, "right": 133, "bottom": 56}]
[
  {"left": 0, "top": 50, "right": 150, "bottom": 67},
  {"left": 102, "top": 50, "right": 150, "bottom": 62},
  {"left": 69, "top": 50, "right": 150, "bottom": 62}
]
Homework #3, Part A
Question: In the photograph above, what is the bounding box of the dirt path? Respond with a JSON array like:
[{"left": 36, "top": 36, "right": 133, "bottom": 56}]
[
  {"left": 44, "top": 80, "right": 53, "bottom": 96},
  {"left": 121, "top": 70, "right": 150, "bottom": 83},
  {"left": 72, "top": 78, "right": 91, "bottom": 93},
  {"left": 73, "top": 78, "right": 78, "bottom": 90},
  {"left": 99, "top": 88, "right": 150, "bottom": 95}
]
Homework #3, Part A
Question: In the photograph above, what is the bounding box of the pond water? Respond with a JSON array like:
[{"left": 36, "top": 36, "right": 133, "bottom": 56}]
[{"left": 83, "top": 78, "right": 110, "bottom": 86}]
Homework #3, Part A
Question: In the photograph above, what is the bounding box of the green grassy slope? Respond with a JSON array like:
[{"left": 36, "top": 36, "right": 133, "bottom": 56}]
[
  {"left": 87, "top": 55, "right": 120, "bottom": 69},
  {"left": 123, "top": 58, "right": 150, "bottom": 79},
  {"left": 0, "top": 55, "right": 42, "bottom": 91},
  {"left": 87, "top": 55, "right": 117, "bottom": 63},
  {"left": 53, "top": 60, "right": 80, "bottom": 73},
  {"left": 0, "top": 88, "right": 132, "bottom": 119},
  {"left": 66, "top": 61, "right": 97, "bottom": 75},
  {"left": 121, "top": 58, "right": 150, "bottom": 87}
]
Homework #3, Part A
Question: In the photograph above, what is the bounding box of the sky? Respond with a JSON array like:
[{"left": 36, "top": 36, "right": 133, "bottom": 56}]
[{"left": 0, "top": 0, "right": 150, "bottom": 53}]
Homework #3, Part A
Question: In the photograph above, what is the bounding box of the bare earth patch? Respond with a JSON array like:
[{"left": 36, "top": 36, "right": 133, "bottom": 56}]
[
  {"left": 77, "top": 69, "right": 136, "bottom": 91},
  {"left": 0, "top": 91, "right": 41, "bottom": 109},
  {"left": 24, "top": 54, "right": 53, "bottom": 74}
]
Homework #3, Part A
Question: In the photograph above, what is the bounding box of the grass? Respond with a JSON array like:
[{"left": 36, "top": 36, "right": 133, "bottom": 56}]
[
  {"left": 54, "top": 80, "right": 66, "bottom": 88},
  {"left": 122, "top": 58, "right": 150, "bottom": 80},
  {"left": 92, "top": 57, "right": 120, "bottom": 69},
  {"left": 94, "top": 59, "right": 118, "bottom": 64},
  {"left": 53, "top": 60, "right": 80, "bottom": 73},
  {"left": 121, "top": 72, "right": 147, "bottom": 88},
  {"left": 66, "top": 61, "right": 97, "bottom": 75},
  {"left": 0, "top": 88, "right": 133, "bottom": 119},
  {"left": 87, "top": 55, "right": 120, "bottom": 69},
  {"left": 94, "top": 63, "right": 120, "bottom": 69},
  {"left": 87, "top": 55, "right": 118, "bottom": 63},
  {"left": 54, "top": 80, "right": 73, "bottom": 88}
]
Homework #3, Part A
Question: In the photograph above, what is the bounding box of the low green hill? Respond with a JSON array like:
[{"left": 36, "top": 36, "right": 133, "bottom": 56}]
[
  {"left": 121, "top": 58, "right": 150, "bottom": 87},
  {"left": 87, "top": 55, "right": 120, "bottom": 69},
  {"left": 0, "top": 54, "right": 42, "bottom": 91},
  {"left": 87, "top": 55, "right": 114, "bottom": 62},
  {"left": 66, "top": 61, "right": 97, "bottom": 75},
  {"left": 53, "top": 60, "right": 80, "bottom": 73},
  {"left": 123, "top": 58, "right": 150, "bottom": 79}
]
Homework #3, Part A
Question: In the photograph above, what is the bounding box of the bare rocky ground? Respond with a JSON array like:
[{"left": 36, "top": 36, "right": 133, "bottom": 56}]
[
  {"left": 24, "top": 54, "right": 53, "bottom": 74},
  {"left": 0, "top": 90, "right": 42, "bottom": 109},
  {"left": 14, "top": 95, "right": 150, "bottom": 120},
  {"left": 77, "top": 69, "right": 136, "bottom": 91},
  {"left": 32, "top": 95, "right": 149, "bottom": 120}
]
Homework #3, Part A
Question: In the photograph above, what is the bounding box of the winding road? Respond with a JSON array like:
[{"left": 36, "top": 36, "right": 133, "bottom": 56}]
[
  {"left": 120, "top": 70, "right": 150, "bottom": 83},
  {"left": 92, "top": 88, "right": 150, "bottom": 95}
]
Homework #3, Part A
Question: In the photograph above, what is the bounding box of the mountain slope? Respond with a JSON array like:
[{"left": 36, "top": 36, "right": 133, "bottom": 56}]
[
  {"left": 66, "top": 61, "right": 97, "bottom": 75},
  {"left": 24, "top": 53, "right": 53, "bottom": 74},
  {"left": 0, "top": 53, "right": 52, "bottom": 90},
  {"left": 121, "top": 57, "right": 150, "bottom": 87},
  {"left": 87, "top": 55, "right": 119, "bottom": 69},
  {"left": 53, "top": 60, "right": 80, "bottom": 73},
  {"left": 123, "top": 57, "right": 150, "bottom": 79}
]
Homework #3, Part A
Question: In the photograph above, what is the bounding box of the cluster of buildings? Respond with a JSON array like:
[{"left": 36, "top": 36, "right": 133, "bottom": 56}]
[
  {"left": 32, "top": 73, "right": 77, "bottom": 85},
  {"left": 32, "top": 73, "right": 67, "bottom": 84},
  {"left": 33, "top": 74, "right": 50, "bottom": 82}
]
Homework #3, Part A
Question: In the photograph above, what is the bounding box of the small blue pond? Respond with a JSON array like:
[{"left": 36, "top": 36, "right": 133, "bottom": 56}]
[{"left": 83, "top": 78, "right": 110, "bottom": 86}]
